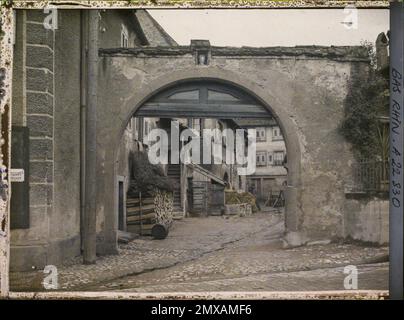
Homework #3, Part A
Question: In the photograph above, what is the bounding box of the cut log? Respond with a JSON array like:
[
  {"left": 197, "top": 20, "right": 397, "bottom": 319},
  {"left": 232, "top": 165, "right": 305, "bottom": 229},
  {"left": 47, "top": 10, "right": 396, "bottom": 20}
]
[{"left": 151, "top": 224, "right": 169, "bottom": 240}]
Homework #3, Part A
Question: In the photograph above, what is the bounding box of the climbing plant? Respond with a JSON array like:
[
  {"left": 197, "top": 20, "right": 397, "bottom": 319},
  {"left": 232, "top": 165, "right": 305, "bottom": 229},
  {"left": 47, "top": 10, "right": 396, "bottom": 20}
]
[{"left": 340, "top": 50, "right": 389, "bottom": 161}]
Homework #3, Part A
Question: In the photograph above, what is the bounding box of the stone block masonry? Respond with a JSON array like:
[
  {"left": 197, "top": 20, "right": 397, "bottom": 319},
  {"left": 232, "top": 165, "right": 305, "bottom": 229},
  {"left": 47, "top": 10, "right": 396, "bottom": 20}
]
[
  {"left": 26, "top": 13, "right": 54, "bottom": 222},
  {"left": 11, "top": 11, "right": 55, "bottom": 271}
]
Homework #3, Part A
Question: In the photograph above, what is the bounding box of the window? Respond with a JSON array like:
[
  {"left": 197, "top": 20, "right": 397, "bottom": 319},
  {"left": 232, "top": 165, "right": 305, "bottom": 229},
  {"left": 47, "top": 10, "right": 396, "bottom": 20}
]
[
  {"left": 256, "top": 127, "right": 266, "bottom": 142},
  {"left": 168, "top": 90, "right": 199, "bottom": 100},
  {"left": 268, "top": 153, "right": 273, "bottom": 165},
  {"left": 256, "top": 152, "right": 267, "bottom": 166},
  {"left": 208, "top": 90, "right": 240, "bottom": 102},
  {"left": 121, "top": 24, "right": 129, "bottom": 48},
  {"left": 272, "top": 127, "right": 283, "bottom": 141},
  {"left": 273, "top": 151, "right": 285, "bottom": 166}
]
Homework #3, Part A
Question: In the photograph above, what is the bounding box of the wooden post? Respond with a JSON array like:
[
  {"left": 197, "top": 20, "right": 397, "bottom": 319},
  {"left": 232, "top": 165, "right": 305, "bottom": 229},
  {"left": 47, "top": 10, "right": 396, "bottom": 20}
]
[
  {"left": 83, "top": 9, "right": 99, "bottom": 265},
  {"left": 390, "top": 0, "right": 404, "bottom": 300}
]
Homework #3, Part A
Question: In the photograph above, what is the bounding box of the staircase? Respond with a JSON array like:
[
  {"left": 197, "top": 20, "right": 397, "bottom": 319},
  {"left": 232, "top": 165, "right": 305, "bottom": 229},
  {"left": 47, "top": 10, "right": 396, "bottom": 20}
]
[{"left": 167, "top": 164, "right": 182, "bottom": 218}]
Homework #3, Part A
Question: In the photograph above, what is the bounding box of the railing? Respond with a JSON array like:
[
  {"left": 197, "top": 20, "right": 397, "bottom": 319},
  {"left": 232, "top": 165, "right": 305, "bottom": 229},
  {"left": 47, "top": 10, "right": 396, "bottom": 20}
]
[{"left": 349, "top": 160, "right": 389, "bottom": 194}]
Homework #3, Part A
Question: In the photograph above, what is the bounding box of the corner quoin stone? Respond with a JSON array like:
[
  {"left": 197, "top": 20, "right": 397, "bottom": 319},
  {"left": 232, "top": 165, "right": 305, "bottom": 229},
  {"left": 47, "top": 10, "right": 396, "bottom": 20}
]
[
  {"left": 26, "top": 46, "right": 54, "bottom": 71},
  {"left": 26, "top": 69, "right": 54, "bottom": 94},
  {"left": 26, "top": 92, "right": 53, "bottom": 115},
  {"left": 29, "top": 139, "right": 53, "bottom": 161},
  {"left": 26, "top": 115, "right": 53, "bottom": 138},
  {"left": 26, "top": 22, "right": 54, "bottom": 49}
]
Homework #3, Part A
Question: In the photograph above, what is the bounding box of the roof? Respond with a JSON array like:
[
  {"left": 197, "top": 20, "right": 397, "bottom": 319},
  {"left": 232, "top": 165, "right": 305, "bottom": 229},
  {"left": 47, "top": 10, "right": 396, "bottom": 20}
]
[
  {"left": 134, "top": 10, "right": 178, "bottom": 47},
  {"left": 234, "top": 118, "right": 278, "bottom": 128}
]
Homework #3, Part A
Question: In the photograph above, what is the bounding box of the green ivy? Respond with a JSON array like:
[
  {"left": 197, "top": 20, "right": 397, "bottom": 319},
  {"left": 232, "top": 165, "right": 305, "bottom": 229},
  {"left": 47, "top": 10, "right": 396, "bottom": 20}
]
[{"left": 340, "top": 68, "right": 389, "bottom": 161}]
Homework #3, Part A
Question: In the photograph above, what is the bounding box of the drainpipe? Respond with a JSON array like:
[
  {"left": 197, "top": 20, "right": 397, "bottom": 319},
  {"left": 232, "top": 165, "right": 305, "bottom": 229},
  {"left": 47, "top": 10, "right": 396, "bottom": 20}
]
[
  {"left": 83, "top": 9, "right": 99, "bottom": 265},
  {"left": 79, "top": 10, "right": 87, "bottom": 253}
]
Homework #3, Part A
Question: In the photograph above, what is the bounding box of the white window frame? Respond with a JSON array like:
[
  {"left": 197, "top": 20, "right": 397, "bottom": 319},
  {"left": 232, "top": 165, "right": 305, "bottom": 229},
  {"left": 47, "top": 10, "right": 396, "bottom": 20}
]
[
  {"left": 256, "top": 151, "right": 267, "bottom": 166},
  {"left": 272, "top": 126, "right": 283, "bottom": 141},
  {"left": 268, "top": 152, "right": 273, "bottom": 165},
  {"left": 273, "top": 151, "right": 285, "bottom": 166},
  {"left": 256, "top": 127, "right": 266, "bottom": 142}
]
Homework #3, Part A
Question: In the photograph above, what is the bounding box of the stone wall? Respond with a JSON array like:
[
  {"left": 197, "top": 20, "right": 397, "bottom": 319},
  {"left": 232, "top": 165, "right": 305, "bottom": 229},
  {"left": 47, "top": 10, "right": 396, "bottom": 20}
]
[
  {"left": 97, "top": 45, "right": 372, "bottom": 248},
  {"left": 10, "top": 9, "right": 152, "bottom": 270},
  {"left": 11, "top": 10, "right": 81, "bottom": 271},
  {"left": 344, "top": 196, "right": 389, "bottom": 245},
  {"left": 9, "top": 10, "right": 384, "bottom": 269},
  {"left": 11, "top": 10, "right": 57, "bottom": 271}
]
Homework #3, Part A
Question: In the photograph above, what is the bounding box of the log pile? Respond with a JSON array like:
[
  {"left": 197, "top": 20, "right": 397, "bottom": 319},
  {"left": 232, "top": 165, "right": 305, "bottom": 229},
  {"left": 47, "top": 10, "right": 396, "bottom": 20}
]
[
  {"left": 225, "top": 190, "right": 259, "bottom": 213},
  {"left": 126, "top": 190, "right": 174, "bottom": 239}
]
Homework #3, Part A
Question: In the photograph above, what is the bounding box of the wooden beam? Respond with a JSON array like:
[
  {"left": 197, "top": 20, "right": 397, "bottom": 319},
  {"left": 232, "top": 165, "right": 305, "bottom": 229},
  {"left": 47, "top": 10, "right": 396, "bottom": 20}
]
[{"left": 136, "top": 102, "right": 269, "bottom": 119}]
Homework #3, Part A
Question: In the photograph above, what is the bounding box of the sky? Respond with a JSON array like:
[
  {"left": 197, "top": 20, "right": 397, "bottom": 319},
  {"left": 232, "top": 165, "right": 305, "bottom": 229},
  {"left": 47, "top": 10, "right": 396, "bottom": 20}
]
[{"left": 148, "top": 9, "right": 389, "bottom": 47}]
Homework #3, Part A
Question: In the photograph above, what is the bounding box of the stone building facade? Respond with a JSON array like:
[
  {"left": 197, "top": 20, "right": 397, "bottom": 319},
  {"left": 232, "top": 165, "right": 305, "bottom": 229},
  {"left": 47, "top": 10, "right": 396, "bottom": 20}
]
[
  {"left": 10, "top": 9, "right": 388, "bottom": 271},
  {"left": 237, "top": 118, "right": 287, "bottom": 202},
  {"left": 10, "top": 9, "right": 172, "bottom": 271}
]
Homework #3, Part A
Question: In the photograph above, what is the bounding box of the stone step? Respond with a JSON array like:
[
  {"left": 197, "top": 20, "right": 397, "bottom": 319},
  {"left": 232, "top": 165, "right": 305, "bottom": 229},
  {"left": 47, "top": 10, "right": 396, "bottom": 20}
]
[{"left": 117, "top": 230, "right": 138, "bottom": 244}]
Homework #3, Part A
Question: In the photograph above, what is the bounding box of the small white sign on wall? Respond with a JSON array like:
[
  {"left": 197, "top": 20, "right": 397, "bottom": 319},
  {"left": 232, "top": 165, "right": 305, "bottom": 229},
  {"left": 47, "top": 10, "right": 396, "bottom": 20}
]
[{"left": 10, "top": 169, "right": 25, "bottom": 182}]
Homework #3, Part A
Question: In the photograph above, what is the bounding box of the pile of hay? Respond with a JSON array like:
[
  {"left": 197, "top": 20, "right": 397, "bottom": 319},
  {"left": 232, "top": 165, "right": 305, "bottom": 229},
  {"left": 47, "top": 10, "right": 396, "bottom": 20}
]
[{"left": 225, "top": 191, "right": 259, "bottom": 213}]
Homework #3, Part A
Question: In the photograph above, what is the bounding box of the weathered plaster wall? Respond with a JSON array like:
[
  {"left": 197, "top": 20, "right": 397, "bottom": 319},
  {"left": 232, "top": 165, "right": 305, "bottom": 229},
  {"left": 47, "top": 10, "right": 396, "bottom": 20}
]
[
  {"left": 344, "top": 197, "right": 389, "bottom": 245},
  {"left": 96, "top": 47, "right": 371, "bottom": 249},
  {"left": 52, "top": 10, "right": 81, "bottom": 266}
]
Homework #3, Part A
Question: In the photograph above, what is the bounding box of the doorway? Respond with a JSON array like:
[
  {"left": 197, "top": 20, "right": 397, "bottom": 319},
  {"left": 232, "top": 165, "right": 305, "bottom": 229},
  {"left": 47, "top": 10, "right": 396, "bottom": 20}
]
[{"left": 117, "top": 177, "right": 125, "bottom": 231}]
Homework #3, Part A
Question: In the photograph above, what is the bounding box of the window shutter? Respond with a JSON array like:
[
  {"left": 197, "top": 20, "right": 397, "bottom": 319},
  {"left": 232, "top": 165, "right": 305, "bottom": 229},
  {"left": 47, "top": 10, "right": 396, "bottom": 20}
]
[{"left": 11, "top": 126, "right": 30, "bottom": 229}]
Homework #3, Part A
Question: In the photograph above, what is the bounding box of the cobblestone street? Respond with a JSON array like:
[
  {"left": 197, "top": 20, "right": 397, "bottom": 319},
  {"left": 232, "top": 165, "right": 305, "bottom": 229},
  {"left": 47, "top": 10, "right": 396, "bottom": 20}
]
[{"left": 10, "top": 212, "right": 389, "bottom": 292}]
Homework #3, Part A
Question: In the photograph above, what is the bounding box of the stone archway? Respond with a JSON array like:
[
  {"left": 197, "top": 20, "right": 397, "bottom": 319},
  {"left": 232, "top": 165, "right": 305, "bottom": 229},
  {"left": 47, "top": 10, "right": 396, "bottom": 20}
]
[{"left": 95, "top": 67, "right": 304, "bottom": 254}]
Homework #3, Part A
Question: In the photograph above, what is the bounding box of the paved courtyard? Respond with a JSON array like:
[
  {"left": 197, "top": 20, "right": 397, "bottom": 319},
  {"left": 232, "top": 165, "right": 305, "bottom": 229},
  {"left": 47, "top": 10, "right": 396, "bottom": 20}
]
[{"left": 10, "top": 212, "right": 389, "bottom": 292}]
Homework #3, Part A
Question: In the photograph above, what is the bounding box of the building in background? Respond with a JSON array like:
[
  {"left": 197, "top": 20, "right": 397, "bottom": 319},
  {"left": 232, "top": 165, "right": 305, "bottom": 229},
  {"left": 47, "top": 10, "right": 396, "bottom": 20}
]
[
  {"left": 124, "top": 116, "right": 248, "bottom": 219},
  {"left": 237, "top": 119, "right": 287, "bottom": 203}
]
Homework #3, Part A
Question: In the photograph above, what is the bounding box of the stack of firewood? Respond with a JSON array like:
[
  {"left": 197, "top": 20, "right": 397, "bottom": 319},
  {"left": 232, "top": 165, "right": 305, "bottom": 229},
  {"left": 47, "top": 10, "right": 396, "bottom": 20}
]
[
  {"left": 126, "top": 196, "right": 156, "bottom": 236},
  {"left": 126, "top": 190, "right": 174, "bottom": 239}
]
